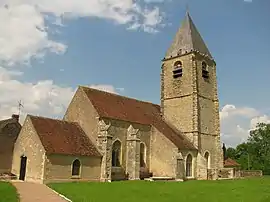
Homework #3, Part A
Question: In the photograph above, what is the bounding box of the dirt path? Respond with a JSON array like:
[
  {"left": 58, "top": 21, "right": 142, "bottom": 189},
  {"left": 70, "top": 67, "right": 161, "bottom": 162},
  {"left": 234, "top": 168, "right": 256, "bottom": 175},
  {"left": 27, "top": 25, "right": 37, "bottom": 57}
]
[{"left": 12, "top": 181, "right": 69, "bottom": 202}]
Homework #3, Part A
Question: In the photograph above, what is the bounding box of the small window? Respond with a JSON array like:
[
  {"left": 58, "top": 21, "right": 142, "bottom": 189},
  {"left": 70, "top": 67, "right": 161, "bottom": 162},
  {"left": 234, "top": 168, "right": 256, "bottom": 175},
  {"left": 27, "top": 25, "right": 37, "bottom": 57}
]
[
  {"left": 112, "top": 140, "right": 121, "bottom": 167},
  {"left": 140, "top": 143, "right": 146, "bottom": 168},
  {"left": 186, "top": 154, "right": 193, "bottom": 177},
  {"left": 204, "top": 152, "right": 210, "bottom": 169},
  {"left": 72, "top": 159, "right": 81, "bottom": 176},
  {"left": 173, "top": 61, "right": 183, "bottom": 79},
  {"left": 202, "top": 62, "right": 209, "bottom": 79}
]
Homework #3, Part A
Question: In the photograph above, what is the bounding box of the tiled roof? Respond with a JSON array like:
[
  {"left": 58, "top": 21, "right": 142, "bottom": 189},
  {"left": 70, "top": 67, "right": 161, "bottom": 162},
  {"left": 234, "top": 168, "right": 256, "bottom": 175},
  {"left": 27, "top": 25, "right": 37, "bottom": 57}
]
[
  {"left": 81, "top": 86, "right": 196, "bottom": 150},
  {"left": 224, "top": 158, "right": 240, "bottom": 167},
  {"left": 29, "top": 115, "right": 101, "bottom": 157}
]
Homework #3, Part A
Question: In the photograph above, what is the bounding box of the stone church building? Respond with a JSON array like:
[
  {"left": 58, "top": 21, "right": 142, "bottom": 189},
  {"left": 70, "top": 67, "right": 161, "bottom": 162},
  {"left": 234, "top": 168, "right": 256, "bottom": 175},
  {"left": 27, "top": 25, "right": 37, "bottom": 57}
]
[
  {"left": 0, "top": 115, "right": 21, "bottom": 174},
  {"left": 8, "top": 12, "right": 227, "bottom": 183}
]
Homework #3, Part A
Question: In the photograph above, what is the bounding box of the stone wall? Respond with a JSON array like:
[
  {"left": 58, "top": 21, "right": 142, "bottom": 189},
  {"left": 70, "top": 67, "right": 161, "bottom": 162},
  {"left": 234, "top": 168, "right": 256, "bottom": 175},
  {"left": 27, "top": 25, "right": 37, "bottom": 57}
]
[
  {"left": 150, "top": 127, "right": 179, "bottom": 178},
  {"left": 111, "top": 167, "right": 127, "bottom": 181},
  {"left": 64, "top": 86, "right": 100, "bottom": 143},
  {"left": 12, "top": 117, "right": 46, "bottom": 184},
  {"left": 218, "top": 168, "right": 234, "bottom": 179},
  {"left": 0, "top": 119, "right": 21, "bottom": 174},
  {"left": 161, "top": 52, "right": 223, "bottom": 176},
  {"left": 98, "top": 118, "right": 151, "bottom": 181},
  {"left": 162, "top": 54, "right": 194, "bottom": 134},
  {"left": 207, "top": 168, "right": 234, "bottom": 180},
  {"left": 43, "top": 154, "right": 101, "bottom": 183},
  {"left": 207, "top": 169, "right": 263, "bottom": 180},
  {"left": 0, "top": 135, "right": 16, "bottom": 174},
  {"left": 240, "top": 170, "right": 263, "bottom": 178}
]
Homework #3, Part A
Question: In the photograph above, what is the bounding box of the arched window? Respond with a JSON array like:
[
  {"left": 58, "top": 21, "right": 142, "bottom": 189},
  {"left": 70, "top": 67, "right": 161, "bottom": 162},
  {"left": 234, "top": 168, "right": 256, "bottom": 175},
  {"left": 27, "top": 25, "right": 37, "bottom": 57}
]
[
  {"left": 186, "top": 154, "right": 193, "bottom": 177},
  {"left": 202, "top": 61, "right": 209, "bottom": 79},
  {"left": 204, "top": 152, "right": 210, "bottom": 169},
  {"left": 72, "top": 159, "right": 81, "bottom": 176},
  {"left": 173, "top": 61, "right": 183, "bottom": 78},
  {"left": 112, "top": 140, "right": 121, "bottom": 167},
  {"left": 140, "top": 143, "right": 146, "bottom": 167}
]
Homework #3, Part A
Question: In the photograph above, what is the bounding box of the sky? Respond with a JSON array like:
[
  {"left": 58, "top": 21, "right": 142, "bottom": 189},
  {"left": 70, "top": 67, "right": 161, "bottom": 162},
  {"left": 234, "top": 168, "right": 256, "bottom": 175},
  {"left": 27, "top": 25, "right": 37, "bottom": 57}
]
[{"left": 0, "top": 0, "right": 269, "bottom": 148}]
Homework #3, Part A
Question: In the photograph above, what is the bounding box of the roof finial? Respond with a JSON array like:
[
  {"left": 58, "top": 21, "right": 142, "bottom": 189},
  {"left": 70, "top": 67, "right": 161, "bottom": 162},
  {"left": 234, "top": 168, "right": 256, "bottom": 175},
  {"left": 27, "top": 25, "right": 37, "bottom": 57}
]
[
  {"left": 186, "top": 2, "right": 189, "bottom": 15},
  {"left": 18, "top": 100, "right": 24, "bottom": 116}
]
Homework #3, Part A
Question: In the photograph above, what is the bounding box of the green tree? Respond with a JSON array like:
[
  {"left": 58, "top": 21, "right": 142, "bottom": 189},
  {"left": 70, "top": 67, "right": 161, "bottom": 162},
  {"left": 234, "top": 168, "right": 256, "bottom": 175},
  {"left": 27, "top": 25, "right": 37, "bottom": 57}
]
[
  {"left": 226, "top": 147, "right": 237, "bottom": 159},
  {"left": 224, "top": 123, "right": 270, "bottom": 174},
  {"left": 248, "top": 123, "right": 270, "bottom": 174},
  {"left": 235, "top": 143, "right": 251, "bottom": 170}
]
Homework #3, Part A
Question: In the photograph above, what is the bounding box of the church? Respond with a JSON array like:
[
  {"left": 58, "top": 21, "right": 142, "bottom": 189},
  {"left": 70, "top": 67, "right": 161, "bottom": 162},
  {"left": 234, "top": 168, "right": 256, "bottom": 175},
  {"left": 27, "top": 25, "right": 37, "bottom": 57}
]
[{"left": 6, "top": 11, "right": 229, "bottom": 183}]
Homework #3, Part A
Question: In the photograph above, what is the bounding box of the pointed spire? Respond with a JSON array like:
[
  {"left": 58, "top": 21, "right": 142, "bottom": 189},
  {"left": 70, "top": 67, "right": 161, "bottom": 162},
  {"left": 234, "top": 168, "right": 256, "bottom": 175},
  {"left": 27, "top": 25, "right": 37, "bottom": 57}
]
[{"left": 165, "top": 11, "right": 212, "bottom": 59}]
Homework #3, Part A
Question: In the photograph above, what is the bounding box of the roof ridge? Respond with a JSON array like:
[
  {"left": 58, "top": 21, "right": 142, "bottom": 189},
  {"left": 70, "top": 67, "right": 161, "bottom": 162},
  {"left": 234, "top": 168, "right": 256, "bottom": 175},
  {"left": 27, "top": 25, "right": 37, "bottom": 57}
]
[
  {"left": 28, "top": 114, "right": 76, "bottom": 125},
  {"left": 78, "top": 86, "right": 196, "bottom": 150},
  {"left": 161, "top": 118, "right": 196, "bottom": 148},
  {"left": 79, "top": 85, "right": 160, "bottom": 107}
]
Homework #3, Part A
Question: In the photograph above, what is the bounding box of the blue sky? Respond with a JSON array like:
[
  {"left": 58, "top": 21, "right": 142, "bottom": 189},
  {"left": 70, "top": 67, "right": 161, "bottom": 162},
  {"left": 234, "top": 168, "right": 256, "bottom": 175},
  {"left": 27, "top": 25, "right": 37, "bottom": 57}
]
[{"left": 0, "top": 0, "right": 269, "bottom": 147}]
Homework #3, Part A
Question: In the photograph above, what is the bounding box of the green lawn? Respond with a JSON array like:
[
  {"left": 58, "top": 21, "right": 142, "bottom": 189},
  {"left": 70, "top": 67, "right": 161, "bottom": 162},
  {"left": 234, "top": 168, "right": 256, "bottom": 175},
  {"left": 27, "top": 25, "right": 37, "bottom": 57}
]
[
  {"left": 0, "top": 181, "right": 18, "bottom": 202},
  {"left": 49, "top": 177, "right": 270, "bottom": 202}
]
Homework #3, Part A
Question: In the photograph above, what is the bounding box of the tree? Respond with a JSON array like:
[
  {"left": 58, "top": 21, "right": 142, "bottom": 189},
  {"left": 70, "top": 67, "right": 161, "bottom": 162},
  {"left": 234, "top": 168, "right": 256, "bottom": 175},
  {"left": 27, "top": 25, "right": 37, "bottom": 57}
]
[
  {"left": 224, "top": 123, "right": 270, "bottom": 174},
  {"left": 226, "top": 147, "right": 237, "bottom": 159},
  {"left": 248, "top": 123, "right": 270, "bottom": 174},
  {"left": 236, "top": 143, "right": 251, "bottom": 170}
]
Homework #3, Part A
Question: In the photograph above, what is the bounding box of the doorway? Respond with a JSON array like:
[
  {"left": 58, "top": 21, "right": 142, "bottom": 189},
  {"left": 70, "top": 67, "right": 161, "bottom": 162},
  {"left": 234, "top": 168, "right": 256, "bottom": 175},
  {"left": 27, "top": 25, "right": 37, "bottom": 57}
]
[{"left": 19, "top": 156, "right": 27, "bottom": 181}]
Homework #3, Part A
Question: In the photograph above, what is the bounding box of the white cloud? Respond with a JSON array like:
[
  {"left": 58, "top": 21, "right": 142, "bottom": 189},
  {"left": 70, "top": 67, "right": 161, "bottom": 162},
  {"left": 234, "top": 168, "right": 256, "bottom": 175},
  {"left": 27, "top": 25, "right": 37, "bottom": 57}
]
[
  {"left": 220, "top": 104, "right": 259, "bottom": 120},
  {"left": 250, "top": 115, "right": 270, "bottom": 130},
  {"left": 88, "top": 84, "right": 124, "bottom": 94},
  {"left": 0, "top": 1, "right": 165, "bottom": 65},
  {"left": 0, "top": 67, "right": 123, "bottom": 124},
  {"left": 220, "top": 104, "right": 270, "bottom": 148},
  {"left": 0, "top": 4, "right": 66, "bottom": 66},
  {"left": 244, "top": 0, "right": 253, "bottom": 3},
  {"left": 0, "top": 0, "right": 164, "bottom": 123},
  {"left": 0, "top": 66, "right": 74, "bottom": 122}
]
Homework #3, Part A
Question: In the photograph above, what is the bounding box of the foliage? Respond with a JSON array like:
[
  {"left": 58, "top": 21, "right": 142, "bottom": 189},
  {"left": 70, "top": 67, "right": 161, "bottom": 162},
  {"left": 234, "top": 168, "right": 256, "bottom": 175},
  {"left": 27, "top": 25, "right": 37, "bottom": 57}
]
[
  {"left": 0, "top": 181, "right": 18, "bottom": 202},
  {"left": 226, "top": 147, "right": 236, "bottom": 159},
  {"left": 49, "top": 177, "right": 270, "bottom": 202},
  {"left": 226, "top": 123, "right": 270, "bottom": 174}
]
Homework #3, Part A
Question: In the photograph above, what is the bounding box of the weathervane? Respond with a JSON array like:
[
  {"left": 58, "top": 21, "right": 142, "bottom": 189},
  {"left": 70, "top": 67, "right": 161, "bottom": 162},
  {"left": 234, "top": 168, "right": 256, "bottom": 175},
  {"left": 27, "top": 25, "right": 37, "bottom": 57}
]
[
  {"left": 186, "top": 2, "right": 190, "bottom": 14},
  {"left": 18, "top": 100, "right": 24, "bottom": 116}
]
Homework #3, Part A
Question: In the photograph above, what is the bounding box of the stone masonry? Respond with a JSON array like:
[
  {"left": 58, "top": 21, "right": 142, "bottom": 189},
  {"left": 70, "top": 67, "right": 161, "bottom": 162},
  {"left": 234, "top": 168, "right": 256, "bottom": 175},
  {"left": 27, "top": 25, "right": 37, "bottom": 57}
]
[
  {"left": 161, "top": 11, "right": 224, "bottom": 180},
  {"left": 9, "top": 11, "right": 228, "bottom": 183}
]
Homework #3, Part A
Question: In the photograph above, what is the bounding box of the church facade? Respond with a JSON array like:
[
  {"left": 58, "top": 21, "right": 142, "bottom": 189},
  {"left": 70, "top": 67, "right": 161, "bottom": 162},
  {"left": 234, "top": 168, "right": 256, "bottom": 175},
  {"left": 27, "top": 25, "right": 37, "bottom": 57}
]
[{"left": 10, "top": 12, "right": 226, "bottom": 184}]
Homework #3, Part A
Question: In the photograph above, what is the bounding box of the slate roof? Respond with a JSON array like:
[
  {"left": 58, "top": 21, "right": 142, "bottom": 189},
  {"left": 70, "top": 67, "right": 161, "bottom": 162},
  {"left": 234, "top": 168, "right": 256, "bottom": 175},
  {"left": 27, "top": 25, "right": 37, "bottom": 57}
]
[
  {"left": 0, "top": 119, "right": 11, "bottom": 131},
  {"left": 165, "top": 11, "right": 212, "bottom": 59},
  {"left": 224, "top": 158, "right": 241, "bottom": 167},
  {"left": 0, "top": 116, "right": 21, "bottom": 158},
  {"left": 29, "top": 115, "right": 101, "bottom": 157},
  {"left": 0, "top": 117, "right": 20, "bottom": 131},
  {"left": 81, "top": 86, "right": 196, "bottom": 150}
]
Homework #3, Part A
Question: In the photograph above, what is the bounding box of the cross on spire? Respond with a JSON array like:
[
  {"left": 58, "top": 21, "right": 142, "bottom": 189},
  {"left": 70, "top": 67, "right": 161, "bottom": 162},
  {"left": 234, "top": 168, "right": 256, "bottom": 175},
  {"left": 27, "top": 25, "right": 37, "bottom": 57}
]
[
  {"left": 186, "top": 3, "right": 189, "bottom": 14},
  {"left": 18, "top": 100, "right": 24, "bottom": 116}
]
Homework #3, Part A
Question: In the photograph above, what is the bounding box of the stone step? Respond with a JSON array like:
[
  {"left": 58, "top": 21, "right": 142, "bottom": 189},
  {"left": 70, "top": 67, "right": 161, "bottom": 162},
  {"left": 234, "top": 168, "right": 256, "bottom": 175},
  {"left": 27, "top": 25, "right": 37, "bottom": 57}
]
[
  {"left": 144, "top": 176, "right": 178, "bottom": 182},
  {"left": 217, "top": 177, "right": 234, "bottom": 180},
  {"left": 0, "top": 172, "right": 17, "bottom": 181}
]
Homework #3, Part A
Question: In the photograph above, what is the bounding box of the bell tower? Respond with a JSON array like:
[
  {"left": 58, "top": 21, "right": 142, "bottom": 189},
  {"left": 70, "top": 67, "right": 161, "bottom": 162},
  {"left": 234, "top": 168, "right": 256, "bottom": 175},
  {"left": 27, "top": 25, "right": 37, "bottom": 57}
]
[{"left": 160, "top": 11, "right": 223, "bottom": 171}]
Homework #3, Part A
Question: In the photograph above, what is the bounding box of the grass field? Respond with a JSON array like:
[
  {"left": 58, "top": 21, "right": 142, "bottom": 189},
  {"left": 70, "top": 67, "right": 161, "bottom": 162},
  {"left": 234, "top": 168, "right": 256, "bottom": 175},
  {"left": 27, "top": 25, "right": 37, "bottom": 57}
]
[
  {"left": 0, "top": 181, "right": 18, "bottom": 202},
  {"left": 49, "top": 177, "right": 270, "bottom": 202}
]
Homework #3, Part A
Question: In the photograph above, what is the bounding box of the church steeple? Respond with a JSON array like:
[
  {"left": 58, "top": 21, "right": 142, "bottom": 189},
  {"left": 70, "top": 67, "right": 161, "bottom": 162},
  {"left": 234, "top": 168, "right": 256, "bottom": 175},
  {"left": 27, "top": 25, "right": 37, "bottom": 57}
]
[
  {"left": 165, "top": 11, "right": 212, "bottom": 59},
  {"left": 161, "top": 10, "right": 224, "bottom": 176}
]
